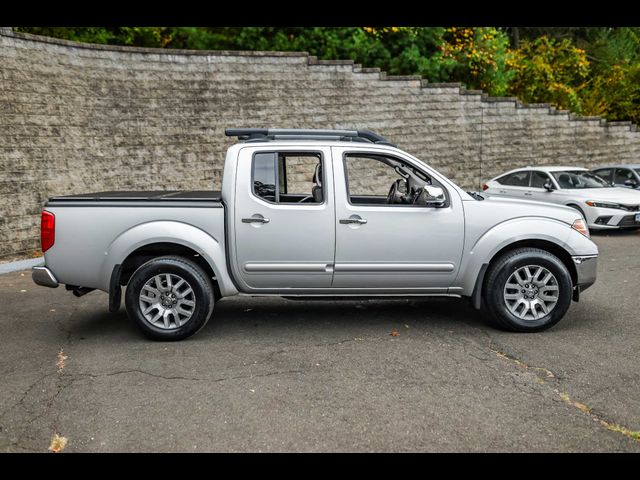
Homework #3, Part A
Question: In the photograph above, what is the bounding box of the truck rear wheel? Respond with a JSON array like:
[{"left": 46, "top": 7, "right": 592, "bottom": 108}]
[
  {"left": 481, "top": 248, "right": 573, "bottom": 332},
  {"left": 125, "top": 256, "right": 214, "bottom": 341}
]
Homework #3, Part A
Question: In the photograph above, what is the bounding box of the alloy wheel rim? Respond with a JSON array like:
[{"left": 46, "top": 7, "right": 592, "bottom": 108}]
[
  {"left": 139, "top": 273, "right": 196, "bottom": 330},
  {"left": 503, "top": 265, "right": 559, "bottom": 321}
]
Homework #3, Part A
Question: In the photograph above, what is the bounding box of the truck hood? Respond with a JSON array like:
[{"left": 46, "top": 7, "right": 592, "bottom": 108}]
[
  {"left": 554, "top": 187, "right": 640, "bottom": 204},
  {"left": 475, "top": 196, "right": 582, "bottom": 225}
]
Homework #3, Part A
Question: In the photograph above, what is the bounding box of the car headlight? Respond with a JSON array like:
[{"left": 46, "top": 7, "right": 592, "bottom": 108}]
[
  {"left": 585, "top": 200, "right": 624, "bottom": 209},
  {"left": 571, "top": 218, "right": 590, "bottom": 238}
]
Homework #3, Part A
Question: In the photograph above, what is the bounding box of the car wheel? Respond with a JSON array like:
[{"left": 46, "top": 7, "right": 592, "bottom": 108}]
[
  {"left": 481, "top": 247, "right": 573, "bottom": 332},
  {"left": 125, "top": 256, "right": 214, "bottom": 341}
]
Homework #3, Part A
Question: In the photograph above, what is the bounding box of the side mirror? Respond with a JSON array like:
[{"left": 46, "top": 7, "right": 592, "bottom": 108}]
[
  {"left": 624, "top": 179, "right": 638, "bottom": 188},
  {"left": 418, "top": 185, "right": 446, "bottom": 207},
  {"left": 543, "top": 181, "right": 555, "bottom": 192}
]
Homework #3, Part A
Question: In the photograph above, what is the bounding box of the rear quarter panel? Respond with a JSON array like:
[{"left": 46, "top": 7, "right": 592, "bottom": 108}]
[{"left": 44, "top": 205, "right": 236, "bottom": 294}]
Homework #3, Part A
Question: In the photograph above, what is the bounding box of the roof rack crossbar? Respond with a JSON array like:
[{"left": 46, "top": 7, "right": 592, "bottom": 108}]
[{"left": 224, "top": 128, "right": 396, "bottom": 147}]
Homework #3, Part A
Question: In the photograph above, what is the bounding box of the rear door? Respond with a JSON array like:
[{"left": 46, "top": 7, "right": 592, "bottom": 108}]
[
  {"left": 233, "top": 146, "right": 335, "bottom": 290},
  {"left": 490, "top": 171, "right": 531, "bottom": 199},
  {"left": 613, "top": 168, "right": 636, "bottom": 188}
]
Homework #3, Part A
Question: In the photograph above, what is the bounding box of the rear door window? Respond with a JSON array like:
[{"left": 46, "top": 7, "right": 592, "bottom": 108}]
[
  {"left": 252, "top": 151, "right": 323, "bottom": 204},
  {"left": 497, "top": 171, "right": 531, "bottom": 187}
]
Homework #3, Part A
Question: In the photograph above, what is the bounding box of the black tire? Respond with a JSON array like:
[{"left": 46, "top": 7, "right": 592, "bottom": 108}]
[
  {"left": 481, "top": 247, "right": 573, "bottom": 332},
  {"left": 125, "top": 256, "right": 214, "bottom": 341}
]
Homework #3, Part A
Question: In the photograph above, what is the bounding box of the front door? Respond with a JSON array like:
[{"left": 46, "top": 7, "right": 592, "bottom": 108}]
[
  {"left": 527, "top": 170, "right": 557, "bottom": 203},
  {"left": 332, "top": 148, "right": 464, "bottom": 292},
  {"left": 233, "top": 146, "right": 335, "bottom": 290},
  {"left": 614, "top": 168, "right": 636, "bottom": 188}
]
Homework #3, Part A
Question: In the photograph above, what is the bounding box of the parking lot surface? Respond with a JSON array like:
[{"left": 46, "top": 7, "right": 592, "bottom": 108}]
[{"left": 1, "top": 230, "right": 639, "bottom": 452}]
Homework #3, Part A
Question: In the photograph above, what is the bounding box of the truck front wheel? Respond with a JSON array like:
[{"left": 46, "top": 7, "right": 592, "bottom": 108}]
[
  {"left": 125, "top": 256, "right": 215, "bottom": 341},
  {"left": 481, "top": 248, "right": 573, "bottom": 332}
]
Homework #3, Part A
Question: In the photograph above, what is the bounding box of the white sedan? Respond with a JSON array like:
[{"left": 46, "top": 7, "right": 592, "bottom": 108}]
[{"left": 482, "top": 166, "right": 640, "bottom": 230}]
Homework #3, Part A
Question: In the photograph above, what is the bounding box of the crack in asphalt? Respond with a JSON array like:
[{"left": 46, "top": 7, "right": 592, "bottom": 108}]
[
  {"left": 1, "top": 336, "right": 356, "bottom": 443},
  {"left": 54, "top": 303, "right": 80, "bottom": 346},
  {"left": 0, "top": 365, "right": 305, "bottom": 452},
  {"left": 487, "top": 343, "right": 640, "bottom": 444},
  {"left": 21, "top": 376, "right": 74, "bottom": 428},
  {"left": 1, "top": 301, "right": 81, "bottom": 452},
  {"left": 73, "top": 369, "right": 202, "bottom": 382},
  {"left": 0, "top": 372, "right": 56, "bottom": 421},
  {"left": 488, "top": 344, "right": 557, "bottom": 380},
  {"left": 71, "top": 368, "right": 304, "bottom": 384},
  {"left": 447, "top": 319, "right": 640, "bottom": 445},
  {"left": 0, "top": 372, "right": 75, "bottom": 452},
  {"left": 4, "top": 296, "right": 638, "bottom": 451}
]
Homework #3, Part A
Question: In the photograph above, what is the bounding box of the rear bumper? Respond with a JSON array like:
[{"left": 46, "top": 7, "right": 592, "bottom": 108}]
[
  {"left": 32, "top": 266, "right": 59, "bottom": 288},
  {"left": 572, "top": 255, "right": 597, "bottom": 292}
]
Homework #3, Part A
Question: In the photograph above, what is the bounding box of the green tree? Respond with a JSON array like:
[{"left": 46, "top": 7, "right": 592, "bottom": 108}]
[
  {"left": 440, "top": 27, "right": 514, "bottom": 95},
  {"left": 14, "top": 27, "right": 173, "bottom": 47},
  {"left": 581, "top": 63, "right": 640, "bottom": 123},
  {"left": 508, "top": 36, "right": 590, "bottom": 112}
]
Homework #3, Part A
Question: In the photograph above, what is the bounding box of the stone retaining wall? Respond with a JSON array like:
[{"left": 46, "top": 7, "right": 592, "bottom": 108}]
[{"left": 1, "top": 29, "right": 639, "bottom": 260}]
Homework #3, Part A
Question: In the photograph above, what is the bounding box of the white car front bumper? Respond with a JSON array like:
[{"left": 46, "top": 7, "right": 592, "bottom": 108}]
[{"left": 584, "top": 205, "right": 640, "bottom": 229}]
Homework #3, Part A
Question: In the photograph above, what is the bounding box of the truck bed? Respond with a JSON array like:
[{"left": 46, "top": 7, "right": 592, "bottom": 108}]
[{"left": 46, "top": 190, "right": 222, "bottom": 206}]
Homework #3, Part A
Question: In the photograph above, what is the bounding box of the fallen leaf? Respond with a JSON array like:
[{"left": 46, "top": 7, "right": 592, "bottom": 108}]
[
  {"left": 56, "top": 349, "right": 68, "bottom": 373},
  {"left": 50, "top": 309, "right": 56, "bottom": 312},
  {"left": 390, "top": 329, "right": 399, "bottom": 337},
  {"left": 20, "top": 289, "right": 27, "bottom": 293},
  {"left": 404, "top": 324, "right": 410, "bottom": 329},
  {"left": 48, "top": 433, "right": 68, "bottom": 453}
]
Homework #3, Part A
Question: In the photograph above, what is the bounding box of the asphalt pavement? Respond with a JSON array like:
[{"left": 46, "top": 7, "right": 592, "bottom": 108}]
[{"left": 1, "top": 230, "right": 639, "bottom": 452}]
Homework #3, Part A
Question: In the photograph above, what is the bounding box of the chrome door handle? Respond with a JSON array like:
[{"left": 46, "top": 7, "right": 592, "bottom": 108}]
[
  {"left": 524, "top": 192, "right": 533, "bottom": 196},
  {"left": 499, "top": 190, "right": 508, "bottom": 194},
  {"left": 242, "top": 217, "right": 270, "bottom": 224},
  {"left": 340, "top": 218, "right": 367, "bottom": 225}
]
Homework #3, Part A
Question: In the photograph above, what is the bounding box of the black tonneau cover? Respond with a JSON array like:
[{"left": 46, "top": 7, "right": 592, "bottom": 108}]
[{"left": 48, "top": 191, "right": 222, "bottom": 202}]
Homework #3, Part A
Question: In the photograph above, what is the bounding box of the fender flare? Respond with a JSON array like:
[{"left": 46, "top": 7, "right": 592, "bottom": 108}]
[
  {"left": 460, "top": 217, "right": 596, "bottom": 306},
  {"left": 98, "top": 220, "right": 238, "bottom": 296}
]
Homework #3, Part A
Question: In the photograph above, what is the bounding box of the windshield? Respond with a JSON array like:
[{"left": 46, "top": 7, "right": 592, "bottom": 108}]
[
  {"left": 551, "top": 170, "right": 612, "bottom": 189},
  {"left": 635, "top": 169, "right": 640, "bottom": 176}
]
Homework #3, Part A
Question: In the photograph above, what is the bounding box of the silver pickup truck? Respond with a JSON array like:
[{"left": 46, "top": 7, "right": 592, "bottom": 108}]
[{"left": 33, "top": 128, "right": 598, "bottom": 340}]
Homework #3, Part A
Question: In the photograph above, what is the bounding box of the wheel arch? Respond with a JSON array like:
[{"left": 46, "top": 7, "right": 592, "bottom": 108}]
[
  {"left": 471, "top": 239, "right": 577, "bottom": 310},
  {"left": 99, "top": 220, "right": 238, "bottom": 297},
  {"left": 488, "top": 239, "right": 577, "bottom": 285},
  {"left": 566, "top": 202, "right": 586, "bottom": 216},
  {"left": 119, "top": 242, "right": 221, "bottom": 300}
]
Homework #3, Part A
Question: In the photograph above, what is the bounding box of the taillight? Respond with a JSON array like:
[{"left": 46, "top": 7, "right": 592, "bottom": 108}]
[
  {"left": 482, "top": 184, "right": 489, "bottom": 191},
  {"left": 41, "top": 211, "right": 55, "bottom": 252}
]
